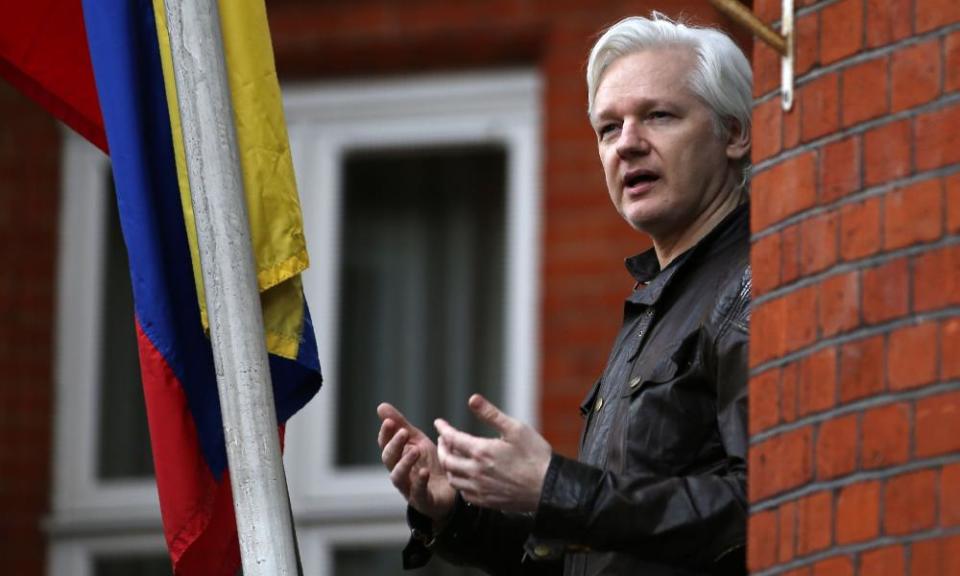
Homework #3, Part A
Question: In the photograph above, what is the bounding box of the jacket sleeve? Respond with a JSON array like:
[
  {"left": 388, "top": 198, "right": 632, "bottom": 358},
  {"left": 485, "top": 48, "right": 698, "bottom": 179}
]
[
  {"left": 403, "top": 494, "right": 563, "bottom": 575},
  {"left": 529, "top": 267, "right": 751, "bottom": 569}
]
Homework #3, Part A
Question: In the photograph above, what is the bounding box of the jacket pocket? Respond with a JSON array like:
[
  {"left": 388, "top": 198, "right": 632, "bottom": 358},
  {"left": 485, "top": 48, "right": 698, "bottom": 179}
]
[
  {"left": 620, "top": 354, "right": 679, "bottom": 399},
  {"left": 624, "top": 330, "right": 713, "bottom": 472},
  {"left": 578, "top": 378, "right": 602, "bottom": 453}
]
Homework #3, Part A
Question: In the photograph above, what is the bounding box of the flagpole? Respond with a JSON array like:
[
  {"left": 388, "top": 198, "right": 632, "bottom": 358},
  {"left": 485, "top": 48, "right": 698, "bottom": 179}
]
[{"left": 158, "top": 1, "right": 300, "bottom": 574}]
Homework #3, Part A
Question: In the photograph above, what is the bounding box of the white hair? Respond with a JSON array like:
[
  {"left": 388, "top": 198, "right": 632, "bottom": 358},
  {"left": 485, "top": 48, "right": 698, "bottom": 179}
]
[{"left": 586, "top": 12, "right": 753, "bottom": 142}]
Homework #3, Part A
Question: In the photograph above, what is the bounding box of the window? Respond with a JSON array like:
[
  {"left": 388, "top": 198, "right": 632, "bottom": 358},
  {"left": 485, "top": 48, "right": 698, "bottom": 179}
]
[
  {"left": 283, "top": 71, "right": 542, "bottom": 575},
  {"left": 49, "top": 133, "right": 165, "bottom": 575},
  {"left": 49, "top": 70, "right": 542, "bottom": 576},
  {"left": 336, "top": 145, "right": 507, "bottom": 467}
]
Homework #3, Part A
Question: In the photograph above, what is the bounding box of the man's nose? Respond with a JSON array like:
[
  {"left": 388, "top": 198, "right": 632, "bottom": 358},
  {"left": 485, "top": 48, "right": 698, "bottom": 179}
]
[{"left": 616, "top": 121, "right": 651, "bottom": 158}]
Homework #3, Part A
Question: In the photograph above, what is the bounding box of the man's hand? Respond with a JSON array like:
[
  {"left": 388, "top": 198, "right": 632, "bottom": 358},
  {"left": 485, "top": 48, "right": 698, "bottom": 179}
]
[
  {"left": 377, "top": 403, "right": 456, "bottom": 524},
  {"left": 434, "top": 394, "right": 552, "bottom": 513}
]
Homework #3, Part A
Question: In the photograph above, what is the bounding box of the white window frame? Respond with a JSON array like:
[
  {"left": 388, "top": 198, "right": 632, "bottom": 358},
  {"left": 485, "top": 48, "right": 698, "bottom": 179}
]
[
  {"left": 47, "top": 70, "right": 542, "bottom": 576},
  {"left": 282, "top": 70, "right": 543, "bottom": 530},
  {"left": 48, "top": 132, "right": 163, "bottom": 575}
]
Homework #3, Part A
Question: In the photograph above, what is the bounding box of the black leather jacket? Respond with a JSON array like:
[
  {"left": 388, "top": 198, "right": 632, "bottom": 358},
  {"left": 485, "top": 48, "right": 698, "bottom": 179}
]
[{"left": 405, "top": 203, "right": 751, "bottom": 575}]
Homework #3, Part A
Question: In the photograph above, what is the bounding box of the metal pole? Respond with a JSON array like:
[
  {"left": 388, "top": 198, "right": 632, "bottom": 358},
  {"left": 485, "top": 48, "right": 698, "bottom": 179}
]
[
  {"left": 709, "top": 0, "right": 788, "bottom": 56},
  {"left": 159, "top": 1, "right": 300, "bottom": 574}
]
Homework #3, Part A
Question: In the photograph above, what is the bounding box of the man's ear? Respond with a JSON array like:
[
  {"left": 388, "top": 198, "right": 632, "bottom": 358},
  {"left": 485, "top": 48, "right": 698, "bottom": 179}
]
[{"left": 725, "top": 119, "right": 751, "bottom": 161}]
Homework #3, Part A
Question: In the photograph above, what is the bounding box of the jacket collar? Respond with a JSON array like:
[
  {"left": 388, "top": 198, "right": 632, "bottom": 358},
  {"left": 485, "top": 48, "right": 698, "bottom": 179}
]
[{"left": 624, "top": 201, "right": 750, "bottom": 306}]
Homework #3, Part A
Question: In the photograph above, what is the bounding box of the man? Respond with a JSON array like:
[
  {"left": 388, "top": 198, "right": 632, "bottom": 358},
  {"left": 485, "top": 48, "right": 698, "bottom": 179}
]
[{"left": 377, "top": 13, "right": 752, "bottom": 575}]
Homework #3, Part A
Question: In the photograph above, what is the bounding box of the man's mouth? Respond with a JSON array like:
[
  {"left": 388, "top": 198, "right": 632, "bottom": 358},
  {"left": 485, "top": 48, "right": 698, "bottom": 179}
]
[{"left": 623, "top": 170, "right": 659, "bottom": 193}]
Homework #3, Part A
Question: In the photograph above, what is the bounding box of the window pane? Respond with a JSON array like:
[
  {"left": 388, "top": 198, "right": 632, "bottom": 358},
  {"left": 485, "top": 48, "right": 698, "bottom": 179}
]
[
  {"left": 97, "top": 175, "right": 154, "bottom": 479},
  {"left": 336, "top": 146, "right": 506, "bottom": 467},
  {"left": 94, "top": 554, "right": 171, "bottom": 576},
  {"left": 334, "top": 544, "right": 486, "bottom": 576}
]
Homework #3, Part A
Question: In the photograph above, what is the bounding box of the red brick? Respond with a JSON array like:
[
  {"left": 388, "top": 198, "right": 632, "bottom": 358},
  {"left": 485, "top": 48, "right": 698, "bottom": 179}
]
[
  {"left": 912, "top": 537, "right": 943, "bottom": 574},
  {"left": 820, "top": 136, "right": 860, "bottom": 202},
  {"left": 859, "top": 545, "right": 905, "bottom": 576},
  {"left": 753, "top": 97, "right": 782, "bottom": 162},
  {"left": 861, "top": 402, "right": 911, "bottom": 468},
  {"left": 754, "top": 0, "right": 780, "bottom": 25},
  {"left": 751, "top": 297, "right": 787, "bottom": 366},
  {"left": 782, "top": 223, "right": 802, "bottom": 285},
  {"left": 841, "top": 57, "right": 889, "bottom": 127},
  {"left": 782, "top": 361, "right": 799, "bottom": 423},
  {"left": 747, "top": 510, "right": 779, "bottom": 571},
  {"left": 752, "top": 152, "right": 818, "bottom": 230},
  {"left": 836, "top": 481, "right": 881, "bottom": 543},
  {"left": 800, "top": 74, "right": 840, "bottom": 141},
  {"left": 754, "top": 41, "right": 781, "bottom": 97},
  {"left": 819, "top": 272, "right": 859, "bottom": 338},
  {"left": 891, "top": 39, "right": 942, "bottom": 112},
  {"left": 866, "top": 0, "right": 913, "bottom": 48},
  {"left": 948, "top": 173, "right": 960, "bottom": 233},
  {"left": 883, "top": 469, "right": 938, "bottom": 535},
  {"left": 815, "top": 414, "right": 858, "bottom": 480},
  {"left": 915, "top": 390, "right": 960, "bottom": 457},
  {"left": 863, "top": 120, "right": 911, "bottom": 187},
  {"left": 786, "top": 286, "right": 820, "bottom": 354},
  {"left": 885, "top": 179, "right": 943, "bottom": 250},
  {"left": 800, "top": 211, "right": 838, "bottom": 274},
  {"left": 911, "top": 535, "right": 960, "bottom": 575},
  {"left": 943, "top": 318, "right": 960, "bottom": 380},
  {"left": 915, "top": 103, "right": 960, "bottom": 171},
  {"left": 887, "top": 322, "right": 939, "bottom": 390},
  {"left": 784, "top": 568, "right": 811, "bottom": 576},
  {"left": 812, "top": 555, "right": 853, "bottom": 576},
  {"left": 913, "top": 245, "right": 960, "bottom": 312},
  {"left": 750, "top": 369, "right": 781, "bottom": 434},
  {"left": 943, "top": 463, "right": 960, "bottom": 527},
  {"left": 752, "top": 232, "right": 781, "bottom": 295},
  {"left": 839, "top": 198, "right": 881, "bottom": 261},
  {"left": 783, "top": 97, "right": 801, "bottom": 149},
  {"left": 799, "top": 347, "right": 837, "bottom": 416},
  {"left": 862, "top": 258, "right": 909, "bottom": 325},
  {"left": 748, "top": 289, "right": 817, "bottom": 368},
  {"left": 748, "top": 509, "right": 779, "bottom": 571},
  {"left": 797, "top": 490, "right": 833, "bottom": 556},
  {"left": 795, "top": 12, "right": 820, "bottom": 75},
  {"left": 947, "top": 31, "right": 960, "bottom": 93},
  {"left": 916, "top": 0, "right": 960, "bottom": 32},
  {"left": 779, "top": 500, "right": 797, "bottom": 563},
  {"left": 750, "top": 427, "right": 814, "bottom": 502},
  {"left": 821, "top": 0, "right": 863, "bottom": 64},
  {"left": 839, "top": 335, "right": 885, "bottom": 402}
]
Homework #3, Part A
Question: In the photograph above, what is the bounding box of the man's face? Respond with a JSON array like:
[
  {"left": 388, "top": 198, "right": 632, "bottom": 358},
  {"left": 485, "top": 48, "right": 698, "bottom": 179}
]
[{"left": 591, "top": 48, "right": 743, "bottom": 238}]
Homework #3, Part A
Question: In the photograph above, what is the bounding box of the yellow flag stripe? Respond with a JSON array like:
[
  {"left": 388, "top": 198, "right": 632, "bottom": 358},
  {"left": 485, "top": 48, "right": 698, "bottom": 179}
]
[
  {"left": 152, "top": 0, "right": 309, "bottom": 360},
  {"left": 151, "top": 0, "right": 210, "bottom": 330}
]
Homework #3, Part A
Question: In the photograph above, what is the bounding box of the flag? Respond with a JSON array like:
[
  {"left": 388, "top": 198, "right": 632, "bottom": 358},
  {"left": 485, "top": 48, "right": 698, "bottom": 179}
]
[
  {"left": 1, "top": 1, "right": 322, "bottom": 574},
  {"left": 0, "top": 1, "right": 105, "bottom": 150}
]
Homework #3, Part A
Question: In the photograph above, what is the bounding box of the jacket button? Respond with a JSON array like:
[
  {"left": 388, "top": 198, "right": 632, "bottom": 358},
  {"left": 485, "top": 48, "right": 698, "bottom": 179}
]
[
  {"left": 533, "top": 544, "right": 552, "bottom": 558},
  {"left": 629, "top": 376, "right": 642, "bottom": 389},
  {"left": 594, "top": 396, "right": 604, "bottom": 412}
]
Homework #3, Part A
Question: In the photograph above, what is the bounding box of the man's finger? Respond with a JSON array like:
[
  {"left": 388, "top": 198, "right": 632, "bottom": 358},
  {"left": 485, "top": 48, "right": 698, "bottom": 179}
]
[
  {"left": 377, "top": 403, "right": 413, "bottom": 430},
  {"left": 437, "top": 446, "right": 478, "bottom": 479},
  {"left": 377, "top": 418, "right": 396, "bottom": 450},
  {"left": 381, "top": 427, "right": 409, "bottom": 470},
  {"left": 468, "top": 394, "right": 515, "bottom": 435},
  {"left": 389, "top": 445, "right": 419, "bottom": 496},
  {"left": 435, "top": 419, "right": 485, "bottom": 457},
  {"left": 410, "top": 466, "right": 429, "bottom": 505}
]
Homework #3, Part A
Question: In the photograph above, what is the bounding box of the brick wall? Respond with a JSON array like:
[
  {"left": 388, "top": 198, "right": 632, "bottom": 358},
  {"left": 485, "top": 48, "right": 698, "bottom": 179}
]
[
  {"left": 0, "top": 81, "right": 61, "bottom": 576},
  {"left": 747, "top": 0, "right": 960, "bottom": 573}
]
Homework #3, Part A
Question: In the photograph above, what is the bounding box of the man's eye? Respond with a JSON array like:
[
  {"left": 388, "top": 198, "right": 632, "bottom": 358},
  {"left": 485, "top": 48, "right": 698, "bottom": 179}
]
[
  {"left": 648, "top": 110, "right": 673, "bottom": 120},
  {"left": 597, "top": 124, "right": 619, "bottom": 139}
]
